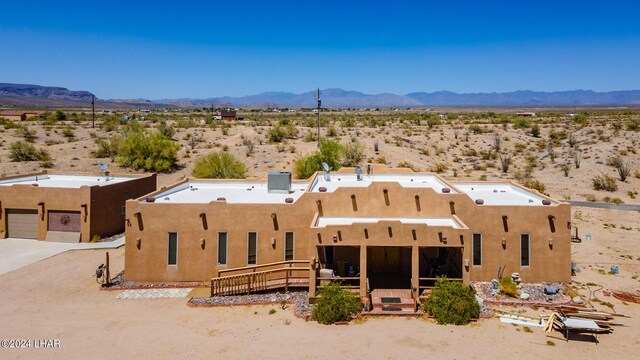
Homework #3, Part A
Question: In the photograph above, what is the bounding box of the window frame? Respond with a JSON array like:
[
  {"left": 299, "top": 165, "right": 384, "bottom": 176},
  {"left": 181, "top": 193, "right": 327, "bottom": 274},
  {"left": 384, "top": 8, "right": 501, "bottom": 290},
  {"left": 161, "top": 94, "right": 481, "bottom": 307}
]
[
  {"left": 520, "top": 233, "right": 531, "bottom": 267},
  {"left": 167, "top": 232, "right": 178, "bottom": 266},
  {"left": 247, "top": 231, "right": 258, "bottom": 265},
  {"left": 284, "top": 231, "right": 295, "bottom": 261},
  {"left": 217, "top": 232, "right": 228, "bottom": 266},
  {"left": 472, "top": 233, "right": 482, "bottom": 267}
]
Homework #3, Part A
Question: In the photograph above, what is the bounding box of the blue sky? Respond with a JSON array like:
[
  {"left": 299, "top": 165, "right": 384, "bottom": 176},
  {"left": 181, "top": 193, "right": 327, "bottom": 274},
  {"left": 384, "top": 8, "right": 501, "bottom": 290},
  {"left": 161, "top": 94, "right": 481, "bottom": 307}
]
[{"left": 1, "top": 1, "right": 639, "bottom": 99}]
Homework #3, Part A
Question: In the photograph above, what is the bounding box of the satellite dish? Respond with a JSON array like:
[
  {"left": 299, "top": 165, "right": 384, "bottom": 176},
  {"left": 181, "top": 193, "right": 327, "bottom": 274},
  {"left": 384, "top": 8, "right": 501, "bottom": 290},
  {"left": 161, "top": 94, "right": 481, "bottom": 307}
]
[
  {"left": 322, "top": 162, "right": 329, "bottom": 172},
  {"left": 355, "top": 166, "right": 363, "bottom": 174},
  {"left": 99, "top": 163, "right": 108, "bottom": 171}
]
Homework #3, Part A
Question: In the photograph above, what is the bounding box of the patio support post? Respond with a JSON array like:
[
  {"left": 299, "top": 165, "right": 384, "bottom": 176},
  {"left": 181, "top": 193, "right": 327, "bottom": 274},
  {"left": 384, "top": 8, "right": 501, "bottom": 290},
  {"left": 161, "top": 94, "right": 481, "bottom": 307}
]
[
  {"left": 412, "top": 245, "right": 419, "bottom": 296},
  {"left": 360, "top": 246, "right": 367, "bottom": 297},
  {"left": 309, "top": 254, "right": 317, "bottom": 298}
]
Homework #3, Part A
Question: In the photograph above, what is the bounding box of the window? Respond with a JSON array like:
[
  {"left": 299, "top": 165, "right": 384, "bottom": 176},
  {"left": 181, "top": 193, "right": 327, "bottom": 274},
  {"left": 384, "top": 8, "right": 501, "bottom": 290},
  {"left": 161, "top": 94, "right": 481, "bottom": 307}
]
[
  {"left": 285, "top": 232, "right": 295, "bottom": 261},
  {"left": 168, "top": 232, "right": 178, "bottom": 266},
  {"left": 247, "top": 232, "right": 257, "bottom": 265},
  {"left": 472, "top": 233, "right": 482, "bottom": 266},
  {"left": 218, "top": 232, "right": 228, "bottom": 265},
  {"left": 521, "top": 234, "right": 530, "bottom": 267}
]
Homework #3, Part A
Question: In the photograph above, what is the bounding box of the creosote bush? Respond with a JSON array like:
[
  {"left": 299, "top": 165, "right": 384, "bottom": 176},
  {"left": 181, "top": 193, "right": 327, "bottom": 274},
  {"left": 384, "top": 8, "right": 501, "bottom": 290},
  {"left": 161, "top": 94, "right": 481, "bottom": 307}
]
[
  {"left": 294, "top": 139, "right": 343, "bottom": 179},
  {"left": 9, "top": 141, "right": 51, "bottom": 162},
  {"left": 311, "top": 282, "right": 361, "bottom": 325},
  {"left": 115, "top": 129, "right": 179, "bottom": 172},
  {"left": 192, "top": 152, "right": 247, "bottom": 179},
  {"left": 421, "top": 276, "right": 480, "bottom": 325},
  {"left": 592, "top": 174, "right": 618, "bottom": 192}
]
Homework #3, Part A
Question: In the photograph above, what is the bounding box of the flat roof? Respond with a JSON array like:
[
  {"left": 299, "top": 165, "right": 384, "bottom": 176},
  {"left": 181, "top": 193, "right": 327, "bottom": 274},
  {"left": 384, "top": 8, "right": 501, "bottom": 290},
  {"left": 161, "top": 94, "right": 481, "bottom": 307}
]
[
  {"left": 310, "top": 173, "right": 456, "bottom": 193},
  {"left": 452, "top": 183, "right": 554, "bottom": 206},
  {"left": 148, "top": 181, "right": 308, "bottom": 204},
  {"left": 0, "top": 174, "right": 136, "bottom": 188},
  {"left": 316, "top": 217, "right": 462, "bottom": 229}
]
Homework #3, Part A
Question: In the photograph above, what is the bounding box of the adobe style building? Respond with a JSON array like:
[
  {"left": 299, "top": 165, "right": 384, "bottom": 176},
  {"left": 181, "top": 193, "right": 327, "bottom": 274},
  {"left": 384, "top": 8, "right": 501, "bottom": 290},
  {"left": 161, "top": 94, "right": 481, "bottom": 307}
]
[
  {"left": 125, "top": 165, "right": 571, "bottom": 298},
  {"left": 0, "top": 171, "right": 156, "bottom": 242}
]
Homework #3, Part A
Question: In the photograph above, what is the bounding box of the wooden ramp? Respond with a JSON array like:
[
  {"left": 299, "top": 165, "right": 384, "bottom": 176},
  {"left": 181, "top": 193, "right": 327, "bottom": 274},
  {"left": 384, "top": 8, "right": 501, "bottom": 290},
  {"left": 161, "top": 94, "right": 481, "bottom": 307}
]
[{"left": 369, "top": 289, "right": 419, "bottom": 315}]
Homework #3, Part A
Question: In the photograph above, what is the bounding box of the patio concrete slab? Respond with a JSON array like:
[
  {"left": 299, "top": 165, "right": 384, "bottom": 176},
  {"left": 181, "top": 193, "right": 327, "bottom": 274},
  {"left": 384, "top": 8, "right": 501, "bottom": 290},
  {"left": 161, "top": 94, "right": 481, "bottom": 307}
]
[
  {"left": 0, "top": 237, "right": 125, "bottom": 275},
  {"left": 115, "top": 288, "right": 193, "bottom": 299}
]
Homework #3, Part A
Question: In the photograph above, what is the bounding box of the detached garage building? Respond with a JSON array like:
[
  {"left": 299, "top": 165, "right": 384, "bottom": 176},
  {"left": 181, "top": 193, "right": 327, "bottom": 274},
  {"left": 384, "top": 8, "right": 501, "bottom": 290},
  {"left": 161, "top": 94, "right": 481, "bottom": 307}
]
[{"left": 0, "top": 171, "right": 156, "bottom": 242}]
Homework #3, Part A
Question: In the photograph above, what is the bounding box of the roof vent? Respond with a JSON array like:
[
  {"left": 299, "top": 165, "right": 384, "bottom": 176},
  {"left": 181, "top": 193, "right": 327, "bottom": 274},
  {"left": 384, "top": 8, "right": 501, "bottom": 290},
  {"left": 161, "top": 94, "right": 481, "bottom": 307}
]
[
  {"left": 442, "top": 187, "right": 451, "bottom": 193},
  {"left": 268, "top": 172, "right": 292, "bottom": 193},
  {"left": 145, "top": 197, "right": 156, "bottom": 203},
  {"left": 217, "top": 197, "right": 226, "bottom": 201},
  {"left": 285, "top": 197, "right": 294, "bottom": 203},
  {"left": 542, "top": 199, "right": 552, "bottom": 205},
  {"left": 475, "top": 199, "right": 484, "bottom": 205},
  {"left": 319, "top": 187, "right": 327, "bottom": 192}
]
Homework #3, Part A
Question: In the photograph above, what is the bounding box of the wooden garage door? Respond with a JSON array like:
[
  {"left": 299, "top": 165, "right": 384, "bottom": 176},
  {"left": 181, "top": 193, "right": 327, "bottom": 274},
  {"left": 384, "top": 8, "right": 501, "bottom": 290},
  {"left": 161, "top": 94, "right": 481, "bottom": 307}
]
[
  {"left": 48, "top": 211, "right": 81, "bottom": 232},
  {"left": 6, "top": 209, "right": 39, "bottom": 239}
]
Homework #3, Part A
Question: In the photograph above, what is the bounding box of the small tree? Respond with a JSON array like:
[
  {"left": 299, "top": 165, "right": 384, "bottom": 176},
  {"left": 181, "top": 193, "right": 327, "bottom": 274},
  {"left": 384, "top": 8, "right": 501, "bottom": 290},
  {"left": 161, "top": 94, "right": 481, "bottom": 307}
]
[
  {"left": 342, "top": 141, "right": 364, "bottom": 167},
  {"left": 422, "top": 277, "right": 480, "bottom": 325},
  {"left": 115, "top": 130, "right": 179, "bottom": 172},
  {"left": 192, "top": 152, "right": 247, "bottom": 179},
  {"left": 312, "top": 282, "right": 361, "bottom": 325},
  {"left": 294, "top": 140, "right": 343, "bottom": 179}
]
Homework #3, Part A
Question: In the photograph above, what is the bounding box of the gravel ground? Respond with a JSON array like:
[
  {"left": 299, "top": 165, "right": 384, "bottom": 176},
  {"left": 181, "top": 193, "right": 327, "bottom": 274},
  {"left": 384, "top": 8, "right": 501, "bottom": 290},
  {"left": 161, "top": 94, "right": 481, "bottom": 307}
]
[
  {"left": 189, "top": 290, "right": 313, "bottom": 318},
  {"left": 107, "top": 271, "right": 208, "bottom": 289},
  {"left": 473, "top": 281, "right": 570, "bottom": 305}
]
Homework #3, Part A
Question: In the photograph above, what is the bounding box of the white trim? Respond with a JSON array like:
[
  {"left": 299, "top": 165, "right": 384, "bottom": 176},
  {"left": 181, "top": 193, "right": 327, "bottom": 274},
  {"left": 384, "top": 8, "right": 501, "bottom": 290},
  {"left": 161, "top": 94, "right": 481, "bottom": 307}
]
[
  {"left": 284, "top": 231, "right": 295, "bottom": 261},
  {"left": 247, "top": 231, "right": 258, "bottom": 265},
  {"left": 217, "top": 232, "right": 228, "bottom": 265},
  {"left": 167, "top": 232, "right": 178, "bottom": 266}
]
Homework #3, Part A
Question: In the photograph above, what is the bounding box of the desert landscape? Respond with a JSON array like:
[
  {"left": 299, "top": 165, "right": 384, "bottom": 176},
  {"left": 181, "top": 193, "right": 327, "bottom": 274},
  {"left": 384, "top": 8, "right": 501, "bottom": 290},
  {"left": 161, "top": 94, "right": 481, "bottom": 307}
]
[{"left": 1, "top": 109, "right": 639, "bottom": 358}]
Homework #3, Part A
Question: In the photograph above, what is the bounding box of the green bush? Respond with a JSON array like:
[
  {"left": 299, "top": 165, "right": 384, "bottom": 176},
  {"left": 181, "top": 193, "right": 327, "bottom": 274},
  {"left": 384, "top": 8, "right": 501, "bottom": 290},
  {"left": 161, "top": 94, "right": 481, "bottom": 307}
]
[
  {"left": 267, "top": 123, "right": 298, "bottom": 142},
  {"left": 311, "top": 282, "right": 361, "bottom": 325},
  {"left": 499, "top": 276, "right": 519, "bottom": 298},
  {"left": 192, "top": 152, "right": 247, "bottom": 179},
  {"left": 9, "top": 141, "right": 51, "bottom": 162},
  {"left": 294, "top": 140, "right": 343, "bottom": 179},
  {"left": 342, "top": 141, "right": 364, "bottom": 167},
  {"left": 523, "top": 179, "right": 546, "bottom": 194},
  {"left": 592, "top": 174, "right": 618, "bottom": 192},
  {"left": 115, "top": 130, "right": 179, "bottom": 172},
  {"left": 421, "top": 277, "right": 480, "bottom": 325},
  {"left": 93, "top": 137, "right": 121, "bottom": 159}
]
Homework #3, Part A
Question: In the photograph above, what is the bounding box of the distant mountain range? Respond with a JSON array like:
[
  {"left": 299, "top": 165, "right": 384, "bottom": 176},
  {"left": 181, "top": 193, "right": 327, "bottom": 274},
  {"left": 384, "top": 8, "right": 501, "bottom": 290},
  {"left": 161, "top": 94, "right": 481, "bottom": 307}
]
[{"left": 2, "top": 83, "right": 640, "bottom": 109}]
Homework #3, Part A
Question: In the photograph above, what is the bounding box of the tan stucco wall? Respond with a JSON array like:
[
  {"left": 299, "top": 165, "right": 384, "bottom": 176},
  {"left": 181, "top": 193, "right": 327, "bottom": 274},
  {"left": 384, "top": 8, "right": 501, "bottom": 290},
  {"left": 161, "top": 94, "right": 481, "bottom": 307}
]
[
  {"left": 0, "top": 171, "right": 156, "bottom": 242},
  {"left": 124, "top": 170, "right": 571, "bottom": 286}
]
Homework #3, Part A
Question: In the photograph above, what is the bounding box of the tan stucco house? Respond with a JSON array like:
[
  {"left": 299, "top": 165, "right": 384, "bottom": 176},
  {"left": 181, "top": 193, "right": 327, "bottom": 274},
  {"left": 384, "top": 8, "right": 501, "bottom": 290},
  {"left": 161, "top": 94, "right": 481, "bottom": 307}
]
[
  {"left": 0, "top": 171, "right": 156, "bottom": 242},
  {"left": 124, "top": 165, "right": 571, "bottom": 300}
]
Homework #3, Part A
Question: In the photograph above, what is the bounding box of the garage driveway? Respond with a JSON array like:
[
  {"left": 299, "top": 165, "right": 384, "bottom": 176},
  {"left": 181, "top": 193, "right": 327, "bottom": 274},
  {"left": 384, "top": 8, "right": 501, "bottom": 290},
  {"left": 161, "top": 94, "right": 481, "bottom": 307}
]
[{"left": 0, "top": 237, "right": 125, "bottom": 275}]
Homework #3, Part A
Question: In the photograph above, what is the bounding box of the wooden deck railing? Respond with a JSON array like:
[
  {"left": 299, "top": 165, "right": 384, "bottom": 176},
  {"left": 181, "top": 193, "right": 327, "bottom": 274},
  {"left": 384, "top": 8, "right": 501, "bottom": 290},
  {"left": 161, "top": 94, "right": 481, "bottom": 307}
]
[
  {"left": 410, "top": 279, "right": 418, "bottom": 312},
  {"left": 211, "top": 260, "right": 309, "bottom": 296},
  {"left": 418, "top": 277, "right": 463, "bottom": 292}
]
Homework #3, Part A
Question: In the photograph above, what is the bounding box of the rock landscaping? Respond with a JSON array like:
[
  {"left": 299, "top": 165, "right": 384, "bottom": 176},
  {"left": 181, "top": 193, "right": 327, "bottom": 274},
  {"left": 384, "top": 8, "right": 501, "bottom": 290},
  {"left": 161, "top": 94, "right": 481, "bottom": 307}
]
[{"left": 189, "top": 290, "right": 313, "bottom": 319}]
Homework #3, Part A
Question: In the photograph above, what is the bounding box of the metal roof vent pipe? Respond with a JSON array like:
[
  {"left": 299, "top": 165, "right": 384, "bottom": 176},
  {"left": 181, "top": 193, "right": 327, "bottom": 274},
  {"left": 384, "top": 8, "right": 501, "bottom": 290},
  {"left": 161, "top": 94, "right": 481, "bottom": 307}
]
[{"left": 268, "top": 172, "right": 292, "bottom": 193}]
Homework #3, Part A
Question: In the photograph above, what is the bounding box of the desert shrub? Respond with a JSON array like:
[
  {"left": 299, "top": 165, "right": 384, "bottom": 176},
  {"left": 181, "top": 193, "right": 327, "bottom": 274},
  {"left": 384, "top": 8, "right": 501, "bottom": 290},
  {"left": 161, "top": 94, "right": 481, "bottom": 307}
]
[
  {"left": 54, "top": 110, "right": 66, "bottom": 121},
  {"left": 592, "top": 174, "right": 618, "bottom": 192},
  {"left": 268, "top": 123, "right": 298, "bottom": 142},
  {"left": 523, "top": 179, "right": 546, "bottom": 194},
  {"left": 421, "top": 277, "right": 480, "bottom": 325},
  {"left": 499, "top": 276, "right": 519, "bottom": 298},
  {"left": 157, "top": 121, "right": 175, "bottom": 139},
  {"left": 327, "top": 125, "right": 337, "bottom": 137},
  {"left": 342, "top": 141, "right": 364, "bottom": 167},
  {"left": 61, "top": 125, "right": 75, "bottom": 140},
  {"left": 397, "top": 161, "right": 419, "bottom": 172},
  {"left": 573, "top": 113, "right": 588, "bottom": 126},
  {"left": 431, "top": 162, "right": 449, "bottom": 173},
  {"left": 192, "top": 152, "right": 247, "bottom": 179},
  {"left": 9, "top": 141, "right": 51, "bottom": 162},
  {"left": 499, "top": 153, "right": 513, "bottom": 173},
  {"left": 93, "top": 137, "right": 121, "bottom": 159},
  {"left": 606, "top": 155, "right": 633, "bottom": 181},
  {"left": 19, "top": 127, "right": 37, "bottom": 142},
  {"left": 530, "top": 124, "right": 540, "bottom": 137},
  {"left": 115, "top": 130, "right": 179, "bottom": 172},
  {"left": 100, "top": 115, "right": 123, "bottom": 132},
  {"left": 311, "top": 282, "right": 361, "bottom": 325},
  {"left": 294, "top": 140, "right": 343, "bottom": 179}
]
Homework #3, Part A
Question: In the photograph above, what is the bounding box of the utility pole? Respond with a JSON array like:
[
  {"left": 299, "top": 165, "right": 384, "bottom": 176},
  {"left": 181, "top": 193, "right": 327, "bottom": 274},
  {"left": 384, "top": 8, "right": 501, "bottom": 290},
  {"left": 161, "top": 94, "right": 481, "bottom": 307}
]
[
  {"left": 316, "top": 88, "right": 321, "bottom": 148},
  {"left": 91, "top": 94, "right": 95, "bottom": 129}
]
